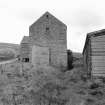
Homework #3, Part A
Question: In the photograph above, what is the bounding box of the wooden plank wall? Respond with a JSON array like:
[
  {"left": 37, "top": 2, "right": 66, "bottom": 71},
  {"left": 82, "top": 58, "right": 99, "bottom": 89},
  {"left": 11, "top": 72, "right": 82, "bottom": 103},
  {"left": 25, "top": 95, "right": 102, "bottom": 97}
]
[
  {"left": 83, "top": 38, "right": 92, "bottom": 77},
  {"left": 91, "top": 35, "right": 105, "bottom": 76}
]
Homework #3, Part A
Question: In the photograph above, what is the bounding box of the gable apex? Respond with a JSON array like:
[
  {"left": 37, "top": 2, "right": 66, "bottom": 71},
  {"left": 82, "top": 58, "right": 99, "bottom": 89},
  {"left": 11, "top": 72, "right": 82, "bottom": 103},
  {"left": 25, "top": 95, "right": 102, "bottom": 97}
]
[{"left": 29, "top": 11, "right": 67, "bottom": 29}]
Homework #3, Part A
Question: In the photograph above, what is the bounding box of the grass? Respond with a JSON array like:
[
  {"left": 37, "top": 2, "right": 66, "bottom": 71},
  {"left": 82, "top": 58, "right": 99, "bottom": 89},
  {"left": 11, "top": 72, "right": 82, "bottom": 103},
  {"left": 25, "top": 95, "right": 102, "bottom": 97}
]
[{"left": 0, "top": 52, "right": 105, "bottom": 105}]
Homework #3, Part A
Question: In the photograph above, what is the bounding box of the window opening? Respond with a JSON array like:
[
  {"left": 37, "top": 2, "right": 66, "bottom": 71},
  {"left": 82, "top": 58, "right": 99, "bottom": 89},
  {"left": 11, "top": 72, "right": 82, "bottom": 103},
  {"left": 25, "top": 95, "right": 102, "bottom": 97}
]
[{"left": 22, "top": 58, "right": 29, "bottom": 62}]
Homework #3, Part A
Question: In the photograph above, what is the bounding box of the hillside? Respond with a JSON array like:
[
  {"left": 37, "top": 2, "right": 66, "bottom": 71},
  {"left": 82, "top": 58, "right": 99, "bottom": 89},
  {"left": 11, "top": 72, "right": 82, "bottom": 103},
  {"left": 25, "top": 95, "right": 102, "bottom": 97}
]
[
  {"left": 0, "top": 43, "right": 19, "bottom": 49},
  {"left": 72, "top": 52, "right": 83, "bottom": 67},
  {"left": 0, "top": 43, "right": 19, "bottom": 61}
]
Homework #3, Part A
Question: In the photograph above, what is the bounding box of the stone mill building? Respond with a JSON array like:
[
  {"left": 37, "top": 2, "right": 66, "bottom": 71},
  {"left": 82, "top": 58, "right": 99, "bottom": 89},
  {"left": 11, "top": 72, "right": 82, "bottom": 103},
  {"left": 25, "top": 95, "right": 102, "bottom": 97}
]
[{"left": 20, "top": 12, "right": 68, "bottom": 69}]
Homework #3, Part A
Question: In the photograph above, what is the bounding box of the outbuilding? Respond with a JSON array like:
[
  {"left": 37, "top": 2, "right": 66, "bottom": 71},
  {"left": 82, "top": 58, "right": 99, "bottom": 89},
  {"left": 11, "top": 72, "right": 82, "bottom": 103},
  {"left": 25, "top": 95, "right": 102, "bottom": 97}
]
[
  {"left": 83, "top": 29, "right": 105, "bottom": 77},
  {"left": 20, "top": 12, "right": 68, "bottom": 70}
]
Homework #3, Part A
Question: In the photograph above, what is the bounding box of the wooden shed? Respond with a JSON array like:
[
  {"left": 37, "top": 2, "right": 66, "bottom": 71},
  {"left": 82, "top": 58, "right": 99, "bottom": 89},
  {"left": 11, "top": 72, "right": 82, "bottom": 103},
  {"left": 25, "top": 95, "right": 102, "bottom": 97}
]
[
  {"left": 20, "top": 36, "right": 31, "bottom": 62},
  {"left": 83, "top": 29, "right": 105, "bottom": 77}
]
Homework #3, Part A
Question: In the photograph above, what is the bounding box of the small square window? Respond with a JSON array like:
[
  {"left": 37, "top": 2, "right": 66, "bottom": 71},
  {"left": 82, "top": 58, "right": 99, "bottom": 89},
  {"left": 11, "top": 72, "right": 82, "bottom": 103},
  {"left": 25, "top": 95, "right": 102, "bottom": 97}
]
[
  {"left": 46, "top": 15, "right": 49, "bottom": 18},
  {"left": 46, "top": 27, "right": 49, "bottom": 31},
  {"left": 22, "top": 58, "right": 29, "bottom": 62}
]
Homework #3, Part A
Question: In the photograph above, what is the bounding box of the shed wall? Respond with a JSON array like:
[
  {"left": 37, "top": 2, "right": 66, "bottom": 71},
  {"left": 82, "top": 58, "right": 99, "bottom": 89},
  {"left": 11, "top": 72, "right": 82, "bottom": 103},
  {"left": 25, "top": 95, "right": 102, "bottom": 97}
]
[
  {"left": 20, "top": 42, "right": 31, "bottom": 62},
  {"left": 91, "top": 35, "right": 105, "bottom": 76},
  {"left": 83, "top": 38, "right": 92, "bottom": 77}
]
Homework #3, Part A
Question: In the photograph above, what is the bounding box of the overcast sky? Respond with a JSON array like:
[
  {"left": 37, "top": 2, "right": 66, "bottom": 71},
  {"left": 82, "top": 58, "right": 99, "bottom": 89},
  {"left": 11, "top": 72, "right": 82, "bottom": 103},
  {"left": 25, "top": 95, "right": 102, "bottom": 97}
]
[{"left": 0, "top": 0, "right": 105, "bottom": 52}]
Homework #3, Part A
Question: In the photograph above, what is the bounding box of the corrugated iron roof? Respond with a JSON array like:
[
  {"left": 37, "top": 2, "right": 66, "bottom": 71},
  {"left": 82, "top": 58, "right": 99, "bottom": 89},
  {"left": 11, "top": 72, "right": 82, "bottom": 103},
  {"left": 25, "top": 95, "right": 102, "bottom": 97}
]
[
  {"left": 82, "top": 29, "right": 105, "bottom": 54},
  {"left": 87, "top": 29, "right": 105, "bottom": 37}
]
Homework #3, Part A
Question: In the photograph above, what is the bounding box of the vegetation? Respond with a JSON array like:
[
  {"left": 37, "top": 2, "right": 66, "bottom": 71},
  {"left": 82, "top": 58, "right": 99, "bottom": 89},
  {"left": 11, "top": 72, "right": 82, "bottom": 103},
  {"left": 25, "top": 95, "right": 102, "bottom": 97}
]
[
  {"left": 0, "top": 52, "right": 105, "bottom": 105},
  {"left": 67, "top": 50, "right": 73, "bottom": 69}
]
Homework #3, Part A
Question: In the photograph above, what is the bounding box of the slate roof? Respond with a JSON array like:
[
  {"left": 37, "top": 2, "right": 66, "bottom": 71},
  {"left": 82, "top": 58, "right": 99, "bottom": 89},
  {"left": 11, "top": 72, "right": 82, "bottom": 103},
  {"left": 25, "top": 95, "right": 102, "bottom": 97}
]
[
  {"left": 21, "top": 36, "right": 30, "bottom": 44},
  {"left": 82, "top": 29, "right": 105, "bottom": 54}
]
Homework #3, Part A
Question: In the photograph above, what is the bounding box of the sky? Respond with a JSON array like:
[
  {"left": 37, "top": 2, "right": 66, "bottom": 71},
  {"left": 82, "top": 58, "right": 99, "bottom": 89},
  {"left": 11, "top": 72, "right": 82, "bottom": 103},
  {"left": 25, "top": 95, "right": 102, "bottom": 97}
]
[{"left": 0, "top": 0, "right": 105, "bottom": 52}]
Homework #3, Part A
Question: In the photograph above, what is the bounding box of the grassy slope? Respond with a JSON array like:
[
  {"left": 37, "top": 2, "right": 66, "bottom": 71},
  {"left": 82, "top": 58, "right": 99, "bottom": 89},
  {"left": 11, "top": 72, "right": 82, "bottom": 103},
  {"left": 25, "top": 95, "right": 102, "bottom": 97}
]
[
  {"left": 0, "top": 43, "right": 19, "bottom": 61},
  {"left": 0, "top": 52, "right": 85, "bottom": 105},
  {"left": 0, "top": 50, "right": 104, "bottom": 105},
  {"left": 64, "top": 52, "right": 105, "bottom": 105}
]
